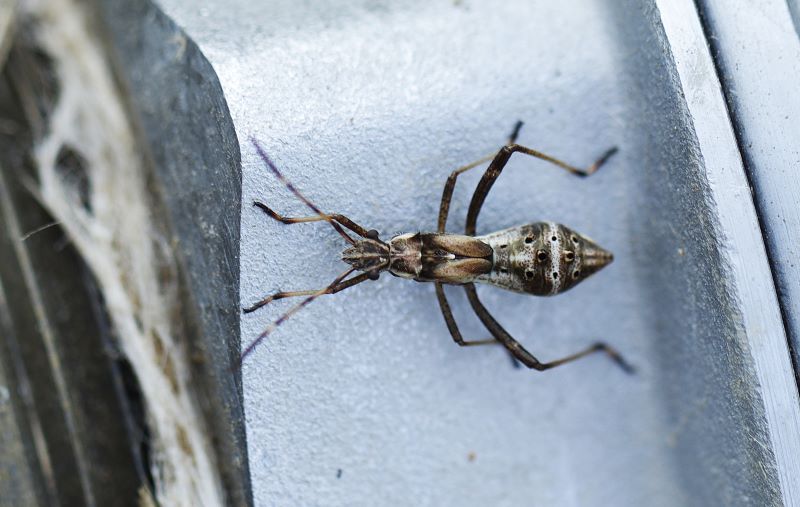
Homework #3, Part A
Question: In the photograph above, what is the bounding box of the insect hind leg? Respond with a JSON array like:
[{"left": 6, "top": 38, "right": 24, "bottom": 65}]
[
  {"left": 463, "top": 284, "right": 634, "bottom": 373},
  {"left": 464, "top": 130, "right": 618, "bottom": 235}
]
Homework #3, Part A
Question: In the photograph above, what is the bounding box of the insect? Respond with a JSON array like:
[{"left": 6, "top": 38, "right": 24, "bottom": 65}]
[{"left": 241, "top": 122, "right": 632, "bottom": 373}]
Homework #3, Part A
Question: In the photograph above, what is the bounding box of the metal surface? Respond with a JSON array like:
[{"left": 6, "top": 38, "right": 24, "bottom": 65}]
[
  {"left": 0, "top": 1, "right": 248, "bottom": 504},
  {"left": 696, "top": 0, "right": 800, "bottom": 384},
  {"left": 154, "top": 0, "right": 800, "bottom": 504},
  {"left": 93, "top": 0, "right": 249, "bottom": 503},
  {"left": 659, "top": 2, "right": 800, "bottom": 504}
]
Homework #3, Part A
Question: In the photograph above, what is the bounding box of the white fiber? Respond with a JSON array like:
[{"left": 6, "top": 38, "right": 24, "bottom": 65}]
[{"left": 20, "top": 0, "right": 225, "bottom": 504}]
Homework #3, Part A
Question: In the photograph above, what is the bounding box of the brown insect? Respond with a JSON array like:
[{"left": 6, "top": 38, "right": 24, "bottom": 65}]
[{"left": 242, "top": 122, "right": 632, "bottom": 373}]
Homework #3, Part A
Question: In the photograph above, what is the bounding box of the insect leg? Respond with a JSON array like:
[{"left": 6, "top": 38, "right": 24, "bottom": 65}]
[
  {"left": 437, "top": 154, "right": 495, "bottom": 233},
  {"left": 463, "top": 284, "right": 634, "bottom": 373},
  {"left": 437, "top": 123, "right": 524, "bottom": 233},
  {"left": 253, "top": 202, "right": 373, "bottom": 239},
  {"left": 435, "top": 283, "right": 498, "bottom": 346},
  {"left": 436, "top": 283, "right": 521, "bottom": 368},
  {"left": 251, "top": 138, "right": 358, "bottom": 245},
  {"left": 238, "top": 267, "right": 366, "bottom": 366},
  {"left": 464, "top": 143, "right": 617, "bottom": 235},
  {"left": 243, "top": 271, "right": 372, "bottom": 314}
]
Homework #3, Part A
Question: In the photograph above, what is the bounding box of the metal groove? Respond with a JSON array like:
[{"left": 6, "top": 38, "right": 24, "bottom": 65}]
[
  {"left": 0, "top": 163, "right": 97, "bottom": 506},
  {"left": 693, "top": 0, "right": 800, "bottom": 394},
  {"left": 0, "top": 267, "right": 55, "bottom": 506},
  {"left": 658, "top": 1, "right": 800, "bottom": 504}
]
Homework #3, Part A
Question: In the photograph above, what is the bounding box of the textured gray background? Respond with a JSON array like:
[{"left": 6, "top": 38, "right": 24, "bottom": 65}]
[{"left": 156, "top": 0, "right": 799, "bottom": 505}]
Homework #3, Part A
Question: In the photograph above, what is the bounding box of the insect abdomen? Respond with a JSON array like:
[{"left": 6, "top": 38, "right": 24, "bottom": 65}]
[{"left": 476, "top": 222, "right": 613, "bottom": 296}]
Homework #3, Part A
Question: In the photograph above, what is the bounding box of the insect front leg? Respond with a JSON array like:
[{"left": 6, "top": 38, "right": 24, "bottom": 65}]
[
  {"left": 463, "top": 284, "right": 634, "bottom": 373},
  {"left": 253, "top": 202, "right": 377, "bottom": 240},
  {"left": 251, "top": 138, "right": 381, "bottom": 244},
  {"left": 243, "top": 271, "right": 372, "bottom": 314},
  {"left": 238, "top": 267, "right": 374, "bottom": 366}
]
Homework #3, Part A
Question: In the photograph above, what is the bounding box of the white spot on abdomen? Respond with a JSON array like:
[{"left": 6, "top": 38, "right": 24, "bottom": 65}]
[{"left": 548, "top": 222, "right": 561, "bottom": 294}]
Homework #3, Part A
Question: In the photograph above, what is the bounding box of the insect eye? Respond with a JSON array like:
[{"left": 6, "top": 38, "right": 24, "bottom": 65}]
[
  {"left": 366, "top": 229, "right": 380, "bottom": 240},
  {"left": 368, "top": 271, "right": 380, "bottom": 281}
]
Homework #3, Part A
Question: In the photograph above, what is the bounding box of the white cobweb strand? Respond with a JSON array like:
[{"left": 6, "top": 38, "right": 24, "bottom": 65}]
[{"left": 22, "top": 0, "right": 225, "bottom": 505}]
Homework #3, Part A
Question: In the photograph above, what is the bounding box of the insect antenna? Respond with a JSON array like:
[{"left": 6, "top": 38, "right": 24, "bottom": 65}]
[
  {"left": 236, "top": 266, "right": 358, "bottom": 369},
  {"left": 250, "top": 138, "right": 356, "bottom": 245}
]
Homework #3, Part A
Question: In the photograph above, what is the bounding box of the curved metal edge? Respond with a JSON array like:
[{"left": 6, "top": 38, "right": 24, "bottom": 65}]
[
  {"left": 657, "top": 1, "right": 800, "bottom": 504},
  {"left": 89, "top": 0, "right": 250, "bottom": 505}
]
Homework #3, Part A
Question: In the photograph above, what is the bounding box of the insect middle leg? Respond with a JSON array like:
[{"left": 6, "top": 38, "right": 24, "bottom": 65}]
[
  {"left": 433, "top": 123, "right": 523, "bottom": 361},
  {"left": 436, "top": 283, "right": 521, "bottom": 368},
  {"left": 463, "top": 284, "right": 633, "bottom": 373},
  {"left": 434, "top": 283, "right": 499, "bottom": 347}
]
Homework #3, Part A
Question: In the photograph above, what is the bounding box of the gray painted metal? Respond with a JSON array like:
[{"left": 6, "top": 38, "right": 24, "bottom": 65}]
[
  {"left": 659, "top": 2, "right": 800, "bottom": 504},
  {"left": 155, "top": 0, "right": 800, "bottom": 504},
  {"left": 697, "top": 0, "right": 800, "bottom": 391},
  {"left": 95, "top": 0, "right": 249, "bottom": 503}
]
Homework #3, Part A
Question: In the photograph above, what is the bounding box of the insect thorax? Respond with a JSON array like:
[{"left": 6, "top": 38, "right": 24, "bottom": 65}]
[{"left": 386, "top": 232, "right": 493, "bottom": 284}]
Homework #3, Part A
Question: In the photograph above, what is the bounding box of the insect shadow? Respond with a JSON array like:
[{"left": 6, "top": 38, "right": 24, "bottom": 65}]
[{"left": 241, "top": 121, "right": 633, "bottom": 374}]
